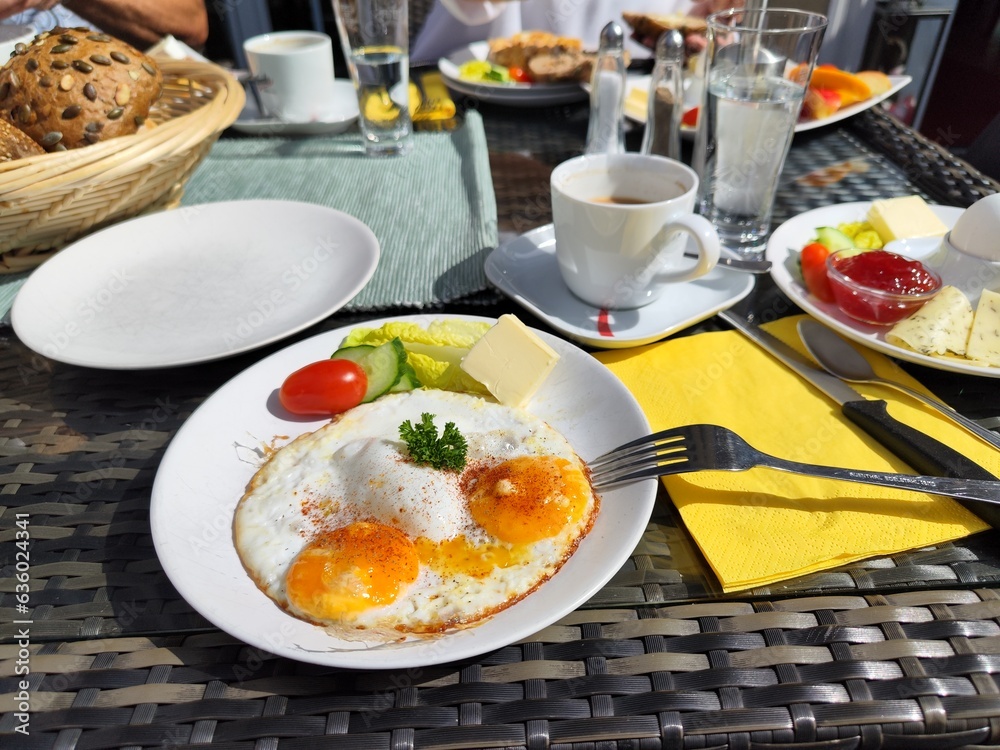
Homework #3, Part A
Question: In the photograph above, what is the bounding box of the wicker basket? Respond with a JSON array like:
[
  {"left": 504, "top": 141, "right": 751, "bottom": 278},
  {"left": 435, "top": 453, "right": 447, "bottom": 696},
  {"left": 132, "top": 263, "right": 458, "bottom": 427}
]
[{"left": 0, "top": 58, "right": 245, "bottom": 274}]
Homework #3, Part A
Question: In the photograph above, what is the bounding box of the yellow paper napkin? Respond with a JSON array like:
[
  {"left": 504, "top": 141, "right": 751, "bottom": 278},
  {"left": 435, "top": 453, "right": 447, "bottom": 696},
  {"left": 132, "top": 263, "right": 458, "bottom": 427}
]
[
  {"left": 409, "top": 72, "right": 457, "bottom": 122},
  {"left": 595, "top": 315, "right": 994, "bottom": 592}
]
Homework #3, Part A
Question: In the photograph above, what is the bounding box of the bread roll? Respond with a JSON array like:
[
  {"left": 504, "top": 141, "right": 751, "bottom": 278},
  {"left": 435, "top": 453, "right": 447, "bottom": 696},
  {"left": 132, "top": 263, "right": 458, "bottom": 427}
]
[
  {"left": 0, "top": 26, "right": 163, "bottom": 151},
  {"left": 0, "top": 117, "right": 44, "bottom": 161}
]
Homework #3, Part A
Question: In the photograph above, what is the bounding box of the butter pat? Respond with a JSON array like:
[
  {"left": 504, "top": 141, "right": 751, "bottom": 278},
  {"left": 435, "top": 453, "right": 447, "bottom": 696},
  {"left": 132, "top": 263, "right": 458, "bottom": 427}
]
[
  {"left": 867, "top": 195, "right": 948, "bottom": 242},
  {"left": 966, "top": 289, "right": 1000, "bottom": 366},
  {"left": 460, "top": 315, "right": 560, "bottom": 408}
]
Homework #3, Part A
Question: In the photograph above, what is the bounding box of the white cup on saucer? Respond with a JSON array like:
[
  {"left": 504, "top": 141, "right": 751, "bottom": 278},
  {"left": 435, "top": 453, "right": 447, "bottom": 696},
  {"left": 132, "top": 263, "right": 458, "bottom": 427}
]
[
  {"left": 550, "top": 153, "right": 721, "bottom": 309},
  {"left": 0, "top": 25, "right": 36, "bottom": 62},
  {"left": 243, "top": 30, "right": 340, "bottom": 122}
]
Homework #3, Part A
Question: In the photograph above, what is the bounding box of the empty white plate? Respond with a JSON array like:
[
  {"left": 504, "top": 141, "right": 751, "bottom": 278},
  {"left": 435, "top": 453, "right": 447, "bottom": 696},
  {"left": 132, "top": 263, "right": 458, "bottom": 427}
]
[{"left": 12, "top": 200, "right": 379, "bottom": 369}]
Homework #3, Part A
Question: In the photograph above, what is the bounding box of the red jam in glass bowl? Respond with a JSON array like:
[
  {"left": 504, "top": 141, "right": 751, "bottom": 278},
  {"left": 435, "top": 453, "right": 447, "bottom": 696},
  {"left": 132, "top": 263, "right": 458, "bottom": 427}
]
[{"left": 825, "top": 249, "right": 942, "bottom": 325}]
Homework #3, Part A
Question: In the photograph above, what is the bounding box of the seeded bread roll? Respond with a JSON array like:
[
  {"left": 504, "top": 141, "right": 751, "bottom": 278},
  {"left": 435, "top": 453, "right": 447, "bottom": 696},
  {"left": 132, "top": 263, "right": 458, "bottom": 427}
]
[
  {"left": 0, "top": 117, "right": 44, "bottom": 161},
  {"left": 0, "top": 27, "right": 163, "bottom": 151}
]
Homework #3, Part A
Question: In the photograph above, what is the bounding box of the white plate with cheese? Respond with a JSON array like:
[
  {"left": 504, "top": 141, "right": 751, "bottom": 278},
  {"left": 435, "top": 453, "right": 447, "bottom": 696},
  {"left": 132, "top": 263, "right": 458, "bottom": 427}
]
[
  {"left": 150, "top": 313, "right": 658, "bottom": 668},
  {"left": 624, "top": 74, "right": 911, "bottom": 136},
  {"left": 767, "top": 200, "right": 1000, "bottom": 378}
]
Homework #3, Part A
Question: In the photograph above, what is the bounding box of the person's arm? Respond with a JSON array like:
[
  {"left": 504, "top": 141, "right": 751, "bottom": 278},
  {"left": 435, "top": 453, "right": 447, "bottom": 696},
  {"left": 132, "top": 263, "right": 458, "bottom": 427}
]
[
  {"left": 439, "top": 0, "right": 508, "bottom": 26},
  {"left": 60, "top": 0, "right": 209, "bottom": 48}
]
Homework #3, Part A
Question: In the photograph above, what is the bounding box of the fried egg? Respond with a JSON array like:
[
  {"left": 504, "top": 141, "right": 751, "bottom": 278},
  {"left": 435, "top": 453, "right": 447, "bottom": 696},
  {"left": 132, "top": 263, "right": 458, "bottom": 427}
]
[{"left": 234, "top": 389, "right": 599, "bottom": 639}]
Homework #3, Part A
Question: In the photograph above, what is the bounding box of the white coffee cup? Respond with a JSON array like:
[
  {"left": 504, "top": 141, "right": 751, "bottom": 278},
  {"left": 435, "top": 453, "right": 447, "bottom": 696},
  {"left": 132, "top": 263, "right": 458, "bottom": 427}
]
[
  {"left": 0, "top": 25, "right": 36, "bottom": 63},
  {"left": 551, "top": 153, "right": 720, "bottom": 309},
  {"left": 243, "top": 31, "right": 339, "bottom": 122}
]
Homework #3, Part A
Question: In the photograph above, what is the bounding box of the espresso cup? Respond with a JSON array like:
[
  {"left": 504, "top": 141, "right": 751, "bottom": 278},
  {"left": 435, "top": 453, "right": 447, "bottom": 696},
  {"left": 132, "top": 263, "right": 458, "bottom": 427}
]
[
  {"left": 551, "top": 153, "right": 720, "bottom": 309},
  {"left": 244, "top": 31, "right": 339, "bottom": 122}
]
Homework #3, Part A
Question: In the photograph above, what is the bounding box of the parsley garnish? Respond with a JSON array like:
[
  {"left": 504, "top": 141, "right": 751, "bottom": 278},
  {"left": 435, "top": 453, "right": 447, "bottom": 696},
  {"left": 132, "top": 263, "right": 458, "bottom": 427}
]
[{"left": 399, "top": 413, "right": 468, "bottom": 471}]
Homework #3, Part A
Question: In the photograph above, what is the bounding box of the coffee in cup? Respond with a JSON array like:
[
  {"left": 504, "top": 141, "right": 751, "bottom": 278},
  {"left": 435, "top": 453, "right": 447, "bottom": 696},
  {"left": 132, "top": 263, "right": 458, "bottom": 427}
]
[{"left": 550, "top": 153, "right": 720, "bottom": 309}]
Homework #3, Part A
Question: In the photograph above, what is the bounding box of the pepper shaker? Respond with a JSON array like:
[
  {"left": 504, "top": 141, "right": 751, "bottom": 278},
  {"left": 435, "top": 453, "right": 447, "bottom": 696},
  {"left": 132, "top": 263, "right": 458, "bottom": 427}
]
[
  {"left": 585, "top": 22, "right": 626, "bottom": 155},
  {"left": 641, "top": 29, "right": 685, "bottom": 160}
]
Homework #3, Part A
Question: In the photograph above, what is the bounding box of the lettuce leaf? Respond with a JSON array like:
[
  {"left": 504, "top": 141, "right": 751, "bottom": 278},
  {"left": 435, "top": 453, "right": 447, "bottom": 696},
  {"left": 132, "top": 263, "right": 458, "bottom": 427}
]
[{"left": 339, "top": 320, "right": 491, "bottom": 394}]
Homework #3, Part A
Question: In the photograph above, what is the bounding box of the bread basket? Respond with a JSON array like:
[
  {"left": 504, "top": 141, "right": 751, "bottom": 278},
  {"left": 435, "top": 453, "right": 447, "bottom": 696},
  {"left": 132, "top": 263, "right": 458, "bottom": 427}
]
[{"left": 0, "top": 58, "right": 245, "bottom": 273}]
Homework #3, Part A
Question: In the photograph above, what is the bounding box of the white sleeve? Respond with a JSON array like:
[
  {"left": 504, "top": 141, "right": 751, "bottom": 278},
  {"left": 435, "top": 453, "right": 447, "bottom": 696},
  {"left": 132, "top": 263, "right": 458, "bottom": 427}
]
[{"left": 439, "top": 0, "right": 509, "bottom": 26}]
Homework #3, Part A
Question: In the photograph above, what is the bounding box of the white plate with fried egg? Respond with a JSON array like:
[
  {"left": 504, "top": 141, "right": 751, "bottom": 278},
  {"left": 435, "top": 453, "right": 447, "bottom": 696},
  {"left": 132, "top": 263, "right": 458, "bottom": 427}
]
[
  {"left": 151, "top": 314, "right": 658, "bottom": 668},
  {"left": 767, "top": 201, "right": 1000, "bottom": 378}
]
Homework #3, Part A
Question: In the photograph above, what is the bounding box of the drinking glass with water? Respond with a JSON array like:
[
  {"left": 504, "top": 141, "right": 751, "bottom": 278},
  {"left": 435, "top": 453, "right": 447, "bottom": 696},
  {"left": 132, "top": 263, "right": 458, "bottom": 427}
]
[
  {"left": 692, "top": 8, "right": 827, "bottom": 257},
  {"left": 332, "top": 0, "right": 412, "bottom": 156}
]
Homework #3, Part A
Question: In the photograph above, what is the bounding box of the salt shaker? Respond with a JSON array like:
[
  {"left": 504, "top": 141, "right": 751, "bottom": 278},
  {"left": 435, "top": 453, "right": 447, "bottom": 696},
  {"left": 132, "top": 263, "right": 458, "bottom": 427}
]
[
  {"left": 585, "top": 22, "right": 626, "bottom": 155},
  {"left": 640, "top": 29, "right": 684, "bottom": 160}
]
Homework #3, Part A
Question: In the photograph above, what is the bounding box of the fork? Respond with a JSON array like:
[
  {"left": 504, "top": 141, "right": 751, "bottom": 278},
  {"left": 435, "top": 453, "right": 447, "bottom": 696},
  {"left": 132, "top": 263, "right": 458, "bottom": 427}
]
[{"left": 588, "top": 423, "right": 1000, "bottom": 505}]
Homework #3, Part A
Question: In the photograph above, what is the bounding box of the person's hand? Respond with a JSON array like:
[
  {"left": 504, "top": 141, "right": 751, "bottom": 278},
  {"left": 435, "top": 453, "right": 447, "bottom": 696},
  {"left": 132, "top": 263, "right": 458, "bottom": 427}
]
[{"left": 689, "top": 0, "right": 743, "bottom": 20}]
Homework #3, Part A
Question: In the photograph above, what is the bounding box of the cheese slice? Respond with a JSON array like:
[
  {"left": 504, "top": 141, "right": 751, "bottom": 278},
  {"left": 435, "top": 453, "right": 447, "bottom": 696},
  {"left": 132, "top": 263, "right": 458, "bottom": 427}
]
[
  {"left": 966, "top": 289, "right": 1000, "bottom": 366},
  {"left": 625, "top": 86, "right": 648, "bottom": 122},
  {"left": 867, "top": 195, "right": 949, "bottom": 242},
  {"left": 460, "top": 314, "right": 560, "bottom": 408},
  {"left": 885, "top": 285, "right": 973, "bottom": 356}
]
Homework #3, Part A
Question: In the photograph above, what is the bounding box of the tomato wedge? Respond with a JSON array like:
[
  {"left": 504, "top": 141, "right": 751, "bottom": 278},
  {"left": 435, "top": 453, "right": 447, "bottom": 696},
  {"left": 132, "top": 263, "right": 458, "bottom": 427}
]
[
  {"left": 279, "top": 359, "right": 368, "bottom": 416},
  {"left": 800, "top": 242, "right": 835, "bottom": 303},
  {"left": 508, "top": 65, "right": 533, "bottom": 83}
]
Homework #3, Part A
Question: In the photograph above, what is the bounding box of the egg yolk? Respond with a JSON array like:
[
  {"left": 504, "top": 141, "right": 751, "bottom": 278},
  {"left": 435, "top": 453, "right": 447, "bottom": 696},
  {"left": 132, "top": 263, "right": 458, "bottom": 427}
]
[
  {"left": 467, "top": 456, "right": 591, "bottom": 543},
  {"left": 414, "top": 535, "right": 527, "bottom": 578},
  {"left": 285, "top": 521, "right": 419, "bottom": 621}
]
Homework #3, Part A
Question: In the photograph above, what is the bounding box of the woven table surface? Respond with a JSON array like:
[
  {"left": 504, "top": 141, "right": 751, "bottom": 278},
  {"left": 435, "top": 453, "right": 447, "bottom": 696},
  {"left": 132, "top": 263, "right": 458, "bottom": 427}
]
[{"left": 2, "top": 104, "right": 1000, "bottom": 749}]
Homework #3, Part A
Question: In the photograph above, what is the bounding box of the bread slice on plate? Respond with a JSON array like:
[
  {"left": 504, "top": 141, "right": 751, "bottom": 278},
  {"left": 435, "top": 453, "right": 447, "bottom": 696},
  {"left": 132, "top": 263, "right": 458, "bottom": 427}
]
[{"left": 622, "top": 12, "right": 708, "bottom": 43}]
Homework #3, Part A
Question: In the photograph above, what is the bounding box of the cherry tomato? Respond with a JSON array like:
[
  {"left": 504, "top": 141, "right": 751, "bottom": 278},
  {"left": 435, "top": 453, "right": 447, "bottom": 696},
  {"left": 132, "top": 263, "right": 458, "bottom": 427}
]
[
  {"left": 279, "top": 359, "right": 367, "bottom": 416},
  {"left": 800, "top": 242, "right": 835, "bottom": 303},
  {"left": 508, "top": 66, "right": 533, "bottom": 83},
  {"left": 681, "top": 106, "right": 699, "bottom": 128}
]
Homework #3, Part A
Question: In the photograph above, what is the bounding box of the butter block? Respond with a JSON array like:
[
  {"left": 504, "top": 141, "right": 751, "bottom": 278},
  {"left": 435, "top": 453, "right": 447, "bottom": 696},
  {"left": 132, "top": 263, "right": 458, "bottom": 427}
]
[
  {"left": 886, "top": 285, "right": 973, "bottom": 356},
  {"left": 460, "top": 314, "right": 560, "bottom": 408},
  {"left": 966, "top": 289, "right": 1000, "bottom": 366},
  {"left": 867, "top": 195, "right": 949, "bottom": 242}
]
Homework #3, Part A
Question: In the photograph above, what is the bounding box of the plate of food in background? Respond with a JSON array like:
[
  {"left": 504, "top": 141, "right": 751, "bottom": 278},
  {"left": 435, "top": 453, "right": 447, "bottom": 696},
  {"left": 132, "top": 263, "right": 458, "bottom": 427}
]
[
  {"left": 624, "top": 66, "right": 910, "bottom": 137},
  {"left": 438, "top": 33, "right": 591, "bottom": 106}
]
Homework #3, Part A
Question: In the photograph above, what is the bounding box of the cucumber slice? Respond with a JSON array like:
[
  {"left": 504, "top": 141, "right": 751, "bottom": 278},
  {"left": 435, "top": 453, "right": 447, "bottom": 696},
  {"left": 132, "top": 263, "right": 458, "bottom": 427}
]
[
  {"left": 815, "top": 226, "right": 855, "bottom": 251},
  {"left": 331, "top": 338, "right": 407, "bottom": 402},
  {"left": 390, "top": 362, "right": 422, "bottom": 392},
  {"left": 331, "top": 344, "right": 376, "bottom": 364}
]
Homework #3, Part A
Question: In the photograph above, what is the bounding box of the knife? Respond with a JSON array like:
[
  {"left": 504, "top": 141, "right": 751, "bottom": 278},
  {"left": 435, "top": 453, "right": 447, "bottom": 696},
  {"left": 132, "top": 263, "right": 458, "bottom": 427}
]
[{"left": 718, "top": 309, "right": 1000, "bottom": 529}]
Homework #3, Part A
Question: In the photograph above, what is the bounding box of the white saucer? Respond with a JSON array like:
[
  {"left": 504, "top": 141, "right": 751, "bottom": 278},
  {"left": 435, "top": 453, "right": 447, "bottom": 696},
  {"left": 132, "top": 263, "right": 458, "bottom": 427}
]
[
  {"left": 485, "top": 225, "right": 754, "bottom": 349},
  {"left": 232, "top": 80, "right": 359, "bottom": 136}
]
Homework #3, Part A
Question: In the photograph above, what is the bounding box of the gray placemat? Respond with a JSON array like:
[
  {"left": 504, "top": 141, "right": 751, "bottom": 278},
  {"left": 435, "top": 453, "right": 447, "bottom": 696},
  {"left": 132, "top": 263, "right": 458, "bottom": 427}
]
[
  {"left": 180, "top": 112, "right": 497, "bottom": 310},
  {"left": 0, "top": 272, "right": 27, "bottom": 325}
]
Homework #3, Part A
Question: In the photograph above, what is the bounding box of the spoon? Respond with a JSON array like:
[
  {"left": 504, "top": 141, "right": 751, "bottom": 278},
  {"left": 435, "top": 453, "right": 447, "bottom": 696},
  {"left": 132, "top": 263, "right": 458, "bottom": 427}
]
[{"left": 797, "top": 318, "right": 1000, "bottom": 451}]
